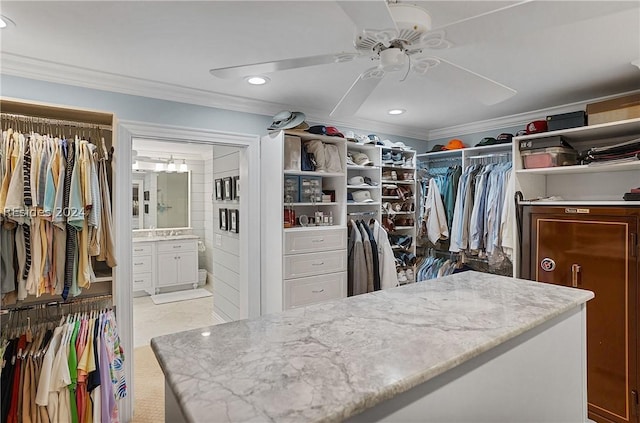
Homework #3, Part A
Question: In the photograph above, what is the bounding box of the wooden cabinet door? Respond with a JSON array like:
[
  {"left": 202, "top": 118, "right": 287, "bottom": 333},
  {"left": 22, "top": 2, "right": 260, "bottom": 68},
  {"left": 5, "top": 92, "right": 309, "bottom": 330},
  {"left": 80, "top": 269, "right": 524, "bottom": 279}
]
[{"left": 531, "top": 213, "right": 638, "bottom": 423}]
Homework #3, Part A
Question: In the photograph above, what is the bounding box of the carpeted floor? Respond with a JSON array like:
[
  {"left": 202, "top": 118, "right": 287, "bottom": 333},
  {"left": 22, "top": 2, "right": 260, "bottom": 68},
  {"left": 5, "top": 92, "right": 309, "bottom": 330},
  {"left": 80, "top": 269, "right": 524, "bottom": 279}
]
[{"left": 132, "top": 345, "right": 165, "bottom": 423}]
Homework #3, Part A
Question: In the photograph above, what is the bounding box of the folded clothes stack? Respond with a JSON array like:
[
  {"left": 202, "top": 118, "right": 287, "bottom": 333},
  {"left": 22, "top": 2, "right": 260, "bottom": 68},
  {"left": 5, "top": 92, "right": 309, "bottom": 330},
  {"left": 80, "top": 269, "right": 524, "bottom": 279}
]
[{"left": 583, "top": 137, "right": 640, "bottom": 164}]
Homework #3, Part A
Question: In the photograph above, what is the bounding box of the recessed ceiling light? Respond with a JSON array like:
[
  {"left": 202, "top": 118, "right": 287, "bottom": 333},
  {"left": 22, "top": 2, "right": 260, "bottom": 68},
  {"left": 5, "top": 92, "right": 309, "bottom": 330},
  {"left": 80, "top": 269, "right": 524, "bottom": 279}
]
[
  {"left": 0, "top": 15, "right": 15, "bottom": 29},
  {"left": 388, "top": 109, "right": 406, "bottom": 115},
  {"left": 246, "top": 76, "right": 270, "bottom": 85}
]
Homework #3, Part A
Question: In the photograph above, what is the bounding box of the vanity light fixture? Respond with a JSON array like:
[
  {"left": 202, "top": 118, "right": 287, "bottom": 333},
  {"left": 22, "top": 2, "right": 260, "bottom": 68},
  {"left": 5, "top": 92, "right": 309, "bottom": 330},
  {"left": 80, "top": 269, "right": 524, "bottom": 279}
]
[
  {"left": 132, "top": 160, "right": 139, "bottom": 170},
  {"left": 246, "top": 76, "right": 270, "bottom": 85},
  {"left": 155, "top": 162, "right": 165, "bottom": 172},
  {"left": 179, "top": 159, "right": 188, "bottom": 173},
  {"left": 388, "top": 109, "right": 406, "bottom": 115},
  {"left": 166, "top": 155, "right": 176, "bottom": 173}
]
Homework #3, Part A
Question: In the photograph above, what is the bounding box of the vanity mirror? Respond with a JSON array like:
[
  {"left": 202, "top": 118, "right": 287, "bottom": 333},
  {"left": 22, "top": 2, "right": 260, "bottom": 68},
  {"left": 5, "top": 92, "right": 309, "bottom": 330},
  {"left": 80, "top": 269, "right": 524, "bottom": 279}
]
[{"left": 132, "top": 170, "right": 191, "bottom": 230}]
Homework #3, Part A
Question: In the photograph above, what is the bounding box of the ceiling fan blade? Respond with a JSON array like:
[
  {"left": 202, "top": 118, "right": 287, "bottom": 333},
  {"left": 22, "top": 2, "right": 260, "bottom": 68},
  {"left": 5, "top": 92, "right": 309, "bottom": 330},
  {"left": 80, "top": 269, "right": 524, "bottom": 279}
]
[
  {"left": 330, "top": 67, "right": 385, "bottom": 117},
  {"left": 416, "top": 57, "right": 516, "bottom": 105},
  {"left": 210, "top": 52, "right": 360, "bottom": 79},
  {"left": 337, "top": 1, "right": 397, "bottom": 32}
]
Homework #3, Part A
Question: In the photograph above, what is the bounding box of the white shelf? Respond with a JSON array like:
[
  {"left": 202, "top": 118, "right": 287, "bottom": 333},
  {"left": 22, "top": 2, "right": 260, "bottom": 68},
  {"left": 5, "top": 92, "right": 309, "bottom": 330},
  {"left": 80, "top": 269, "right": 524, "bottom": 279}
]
[
  {"left": 381, "top": 196, "right": 401, "bottom": 200},
  {"left": 383, "top": 211, "right": 415, "bottom": 216},
  {"left": 381, "top": 180, "right": 415, "bottom": 184},
  {"left": 347, "top": 202, "right": 381, "bottom": 206},
  {"left": 520, "top": 201, "right": 640, "bottom": 206},
  {"left": 284, "top": 225, "right": 345, "bottom": 232},
  {"left": 347, "top": 185, "right": 377, "bottom": 189},
  {"left": 381, "top": 164, "right": 416, "bottom": 170},
  {"left": 93, "top": 276, "right": 113, "bottom": 283},
  {"left": 347, "top": 165, "right": 380, "bottom": 170},
  {"left": 284, "top": 170, "right": 344, "bottom": 177},
  {"left": 392, "top": 226, "right": 415, "bottom": 230},
  {"left": 290, "top": 202, "right": 339, "bottom": 206},
  {"left": 514, "top": 117, "right": 640, "bottom": 143},
  {"left": 516, "top": 160, "right": 640, "bottom": 175}
]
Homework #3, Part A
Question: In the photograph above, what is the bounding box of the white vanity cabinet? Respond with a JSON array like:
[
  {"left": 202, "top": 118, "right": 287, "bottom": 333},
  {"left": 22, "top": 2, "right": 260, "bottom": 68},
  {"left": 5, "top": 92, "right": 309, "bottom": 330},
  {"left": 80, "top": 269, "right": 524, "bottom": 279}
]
[
  {"left": 132, "top": 236, "right": 199, "bottom": 294},
  {"left": 156, "top": 239, "right": 199, "bottom": 290}
]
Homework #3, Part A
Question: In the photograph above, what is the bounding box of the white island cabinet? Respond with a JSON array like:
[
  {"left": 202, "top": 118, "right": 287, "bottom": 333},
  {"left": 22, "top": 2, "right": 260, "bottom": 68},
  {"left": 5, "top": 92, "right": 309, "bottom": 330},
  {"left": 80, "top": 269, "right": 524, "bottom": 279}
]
[{"left": 152, "top": 271, "right": 593, "bottom": 423}]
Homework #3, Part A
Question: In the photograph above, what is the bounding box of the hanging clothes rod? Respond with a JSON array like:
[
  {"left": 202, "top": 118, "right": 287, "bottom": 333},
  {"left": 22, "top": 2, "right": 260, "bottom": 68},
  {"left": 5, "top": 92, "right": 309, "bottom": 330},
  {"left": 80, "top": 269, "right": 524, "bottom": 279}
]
[
  {"left": 0, "top": 112, "right": 112, "bottom": 131},
  {"left": 0, "top": 293, "right": 113, "bottom": 315},
  {"left": 420, "top": 156, "right": 462, "bottom": 163},
  {"left": 466, "top": 152, "right": 511, "bottom": 160}
]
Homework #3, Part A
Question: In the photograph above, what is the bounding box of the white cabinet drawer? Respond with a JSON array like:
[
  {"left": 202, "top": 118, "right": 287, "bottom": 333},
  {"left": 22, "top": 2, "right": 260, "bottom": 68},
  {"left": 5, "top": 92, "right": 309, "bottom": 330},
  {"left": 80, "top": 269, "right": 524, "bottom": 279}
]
[
  {"left": 284, "top": 272, "right": 346, "bottom": 309},
  {"left": 284, "top": 228, "right": 346, "bottom": 254},
  {"left": 132, "top": 256, "right": 152, "bottom": 274},
  {"left": 284, "top": 250, "right": 346, "bottom": 279},
  {"left": 132, "top": 273, "right": 152, "bottom": 291},
  {"left": 132, "top": 243, "right": 152, "bottom": 255},
  {"left": 156, "top": 240, "right": 197, "bottom": 253}
]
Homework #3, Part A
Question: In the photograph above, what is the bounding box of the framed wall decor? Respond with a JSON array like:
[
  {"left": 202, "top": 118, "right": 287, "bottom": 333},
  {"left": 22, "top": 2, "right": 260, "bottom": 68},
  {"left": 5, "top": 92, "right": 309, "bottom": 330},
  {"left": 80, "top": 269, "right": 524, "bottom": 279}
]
[
  {"left": 215, "top": 179, "right": 223, "bottom": 200},
  {"left": 224, "top": 177, "right": 233, "bottom": 200},
  {"left": 234, "top": 176, "right": 240, "bottom": 200},
  {"left": 219, "top": 208, "right": 228, "bottom": 231},
  {"left": 230, "top": 209, "right": 239, "bottom": 233}
]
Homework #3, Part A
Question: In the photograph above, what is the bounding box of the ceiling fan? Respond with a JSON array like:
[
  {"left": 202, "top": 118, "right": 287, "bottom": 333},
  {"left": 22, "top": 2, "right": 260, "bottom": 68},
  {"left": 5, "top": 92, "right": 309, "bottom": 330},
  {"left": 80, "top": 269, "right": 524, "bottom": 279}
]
[{"left": 209, "top": 1, "right": 518, "bottom": 117}]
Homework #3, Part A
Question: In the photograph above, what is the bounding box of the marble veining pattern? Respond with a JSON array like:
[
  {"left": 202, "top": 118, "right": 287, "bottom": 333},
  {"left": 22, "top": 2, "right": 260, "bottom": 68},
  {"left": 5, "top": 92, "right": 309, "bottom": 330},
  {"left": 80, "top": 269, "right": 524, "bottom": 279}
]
[{"left": 151, "top": 271, "right": 593, "bottom": 423}]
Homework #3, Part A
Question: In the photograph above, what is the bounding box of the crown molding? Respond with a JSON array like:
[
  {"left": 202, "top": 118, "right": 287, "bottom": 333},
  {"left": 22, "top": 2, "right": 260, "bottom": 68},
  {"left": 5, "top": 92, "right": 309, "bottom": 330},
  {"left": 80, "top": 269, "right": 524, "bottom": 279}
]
[
  {"left": 1, "top": 53, "right": 428, "bottom": 141},
  {"left": 427, "top": 89, "right": 640, "bottom": 140}
]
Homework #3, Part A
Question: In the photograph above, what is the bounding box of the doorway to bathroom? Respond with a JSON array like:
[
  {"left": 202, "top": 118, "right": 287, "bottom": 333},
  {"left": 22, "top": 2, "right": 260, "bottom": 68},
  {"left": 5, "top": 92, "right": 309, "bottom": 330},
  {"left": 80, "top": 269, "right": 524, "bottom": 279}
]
[{"left": 114, "top": 121, "right": 262, "bottom": 422}]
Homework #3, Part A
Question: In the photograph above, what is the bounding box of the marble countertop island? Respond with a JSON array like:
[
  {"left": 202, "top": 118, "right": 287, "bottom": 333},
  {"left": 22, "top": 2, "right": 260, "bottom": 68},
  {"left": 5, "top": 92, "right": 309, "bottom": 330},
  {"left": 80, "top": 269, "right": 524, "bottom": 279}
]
[{"left": 151, "top": 271, "right": 593, "bottom": 423}]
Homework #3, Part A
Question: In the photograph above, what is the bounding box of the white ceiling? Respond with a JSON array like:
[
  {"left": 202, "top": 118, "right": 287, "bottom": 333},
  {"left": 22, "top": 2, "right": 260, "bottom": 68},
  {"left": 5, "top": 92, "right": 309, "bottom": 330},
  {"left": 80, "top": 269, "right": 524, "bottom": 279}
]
[{"left": 1, "top": 1, "right": 639, "bottom": 138}]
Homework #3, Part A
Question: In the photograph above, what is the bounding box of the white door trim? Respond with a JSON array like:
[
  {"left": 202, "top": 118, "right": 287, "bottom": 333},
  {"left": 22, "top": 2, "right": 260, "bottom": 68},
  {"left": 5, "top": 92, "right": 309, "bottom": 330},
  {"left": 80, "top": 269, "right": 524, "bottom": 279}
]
[{"left": 113, "top": 119, "right": 261, "bottom": 422}]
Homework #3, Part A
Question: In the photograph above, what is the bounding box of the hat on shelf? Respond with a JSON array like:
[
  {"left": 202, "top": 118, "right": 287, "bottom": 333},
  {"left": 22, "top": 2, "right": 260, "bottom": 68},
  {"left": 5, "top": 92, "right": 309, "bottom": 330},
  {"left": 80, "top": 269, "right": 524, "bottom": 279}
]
[
  {"left": 307, "top": 125, "right": 345, "bottom": 137},
  {"left": 352, "top": 190, "right": 375, "bottom": 203},
  {"left": 268, "top": 111, "right": 308, "bottom": 130},
  {"left": 346, "top": 152, "right": 356, "bottom": 166},
  {"left": 351, "top": 152, "right": 373, "bottom": 166},
  {"left": 475, "top": 137, "right": 497, "bottom": 147},
  {"left": 526, "top": 120, "right": 548, "bottom": 134},
  {"left": 348, "top": 175, "right": 378, "bottom": 186},
  {"left": 343, "top": 130, "right": 358, "bottom": 142},
  {"left": 428, "top": 144, "right": 445, "bottom": 152},
  {"left": 496, "top": 133, "right": 513, "bottom": 144},
  {"left": 443, "top": 139, "right": 465, "bottom": 150}
]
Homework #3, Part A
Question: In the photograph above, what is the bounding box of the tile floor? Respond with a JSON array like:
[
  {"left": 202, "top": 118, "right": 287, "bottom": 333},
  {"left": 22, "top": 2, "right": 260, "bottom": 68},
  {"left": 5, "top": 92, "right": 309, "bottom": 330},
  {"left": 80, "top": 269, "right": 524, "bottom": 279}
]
[{"left": 133, "top": 283, "right": 223, "bottom": 347}]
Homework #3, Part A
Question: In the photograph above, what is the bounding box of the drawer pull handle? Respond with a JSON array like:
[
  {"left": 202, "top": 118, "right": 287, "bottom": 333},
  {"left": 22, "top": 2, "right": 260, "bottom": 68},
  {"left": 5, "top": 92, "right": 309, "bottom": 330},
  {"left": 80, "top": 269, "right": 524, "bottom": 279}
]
[
  {"left": 311, "top": 238, "right": 324, "bottom": 243},
  {"left": 312, "top": 289, "right": 325, "bottom": 294},
  {"left": 134, "top": 249, "right": 144, "bottom": 252},
  {"left": 134, "top": 262, "right": 144, "bottom": 266},
  {"left": 571, "top": 264, "right": 581, "bottom": 288},
  {"left": 134, "top": 280, "right": 144, "bottom": 283},
  {"left": 312, "top": 262, "right": 325, "bottom": 266},
  {"left": 173, "top": 245, "right": 182, "bottom": 249}
]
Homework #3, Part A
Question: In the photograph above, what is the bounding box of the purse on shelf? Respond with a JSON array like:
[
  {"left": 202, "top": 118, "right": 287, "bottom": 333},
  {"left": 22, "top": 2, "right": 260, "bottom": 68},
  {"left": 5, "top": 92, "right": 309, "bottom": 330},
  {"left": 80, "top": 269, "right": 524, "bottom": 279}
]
[{"left": 301, "top": 144, "right": 317, "bottom": 171}]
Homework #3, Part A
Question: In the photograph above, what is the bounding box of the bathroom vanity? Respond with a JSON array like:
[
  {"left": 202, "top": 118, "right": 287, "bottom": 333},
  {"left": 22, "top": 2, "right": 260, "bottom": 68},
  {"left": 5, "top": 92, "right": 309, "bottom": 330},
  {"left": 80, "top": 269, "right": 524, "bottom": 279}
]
[{"left": 132, "top": 235, "right": 199, "bottom": 294}]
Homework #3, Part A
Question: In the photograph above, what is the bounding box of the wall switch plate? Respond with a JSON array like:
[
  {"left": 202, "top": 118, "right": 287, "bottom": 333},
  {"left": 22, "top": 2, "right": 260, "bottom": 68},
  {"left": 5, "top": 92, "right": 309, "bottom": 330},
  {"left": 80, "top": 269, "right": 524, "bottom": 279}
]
[{"left": 215, "top": 234, "right": 222, "bottom": 246}]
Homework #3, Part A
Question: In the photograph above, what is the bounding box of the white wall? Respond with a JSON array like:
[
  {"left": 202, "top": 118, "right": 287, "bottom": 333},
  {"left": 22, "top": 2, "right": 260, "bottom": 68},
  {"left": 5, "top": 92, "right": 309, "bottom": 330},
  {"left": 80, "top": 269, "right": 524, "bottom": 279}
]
[{"left": 211, "top": 146, "right": 241, "bottom": 321}]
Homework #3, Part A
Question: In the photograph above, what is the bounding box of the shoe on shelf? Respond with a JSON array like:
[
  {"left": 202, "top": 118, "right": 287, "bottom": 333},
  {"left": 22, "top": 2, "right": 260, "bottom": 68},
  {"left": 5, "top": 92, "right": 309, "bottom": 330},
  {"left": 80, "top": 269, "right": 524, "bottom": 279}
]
[
  {"left": 397, "top": 269, "right": 408, "bottom": 283},
  {"left": 405, "top": 268, "right": 415, "bottom": 282},
  {"left": 381, "top": 152, "right": 394, "bottom": 164}
]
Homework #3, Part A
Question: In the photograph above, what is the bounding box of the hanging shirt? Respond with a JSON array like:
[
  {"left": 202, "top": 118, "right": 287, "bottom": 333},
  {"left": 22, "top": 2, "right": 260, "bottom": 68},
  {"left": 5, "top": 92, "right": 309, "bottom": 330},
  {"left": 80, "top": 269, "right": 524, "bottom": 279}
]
[{"left": 425, "top": 178, "right": 449, "bottom": 245}]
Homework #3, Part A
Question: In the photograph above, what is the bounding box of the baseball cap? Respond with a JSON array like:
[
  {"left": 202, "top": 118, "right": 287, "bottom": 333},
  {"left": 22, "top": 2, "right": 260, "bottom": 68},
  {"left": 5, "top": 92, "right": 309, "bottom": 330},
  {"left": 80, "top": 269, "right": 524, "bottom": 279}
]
[
  {"left": 352, "top": 152, "right": 373, "bottom": 166},
  {"left": 326, "top": 126, "right": 344, "bottom": 137},
  {"left": 443, "top": 139, "right": 465, "bottom": 150},
  {"left": 496, "top": 133, "right": 513, "bottom": 144},
  {"left": 429, "top": 144, "right": 445, "bottom": 152},
  {"left": 352, "top": 190, "right": 374, "bottom": 203},
  {"left": 526, "top": 120, "right": 548, "bottom": 134},
  {"left": 348, "top": 176, "right": 378, "bottom": 186},
  {"left": 475, "top": 137, "right": 497, "bottom": 147}
]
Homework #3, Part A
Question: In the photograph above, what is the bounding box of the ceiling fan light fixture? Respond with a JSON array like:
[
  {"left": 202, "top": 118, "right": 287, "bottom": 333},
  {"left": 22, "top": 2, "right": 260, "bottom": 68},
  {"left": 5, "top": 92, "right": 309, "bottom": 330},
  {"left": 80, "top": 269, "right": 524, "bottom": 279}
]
[
  {"left": 388, "top": 109, "right": 405, "bottom": 115},
  {"left": 246, "top": 76, "right": 270, "bottom": 85},
  {"left": 380, "top": 48, "right": 406, "bottom": 72}
]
